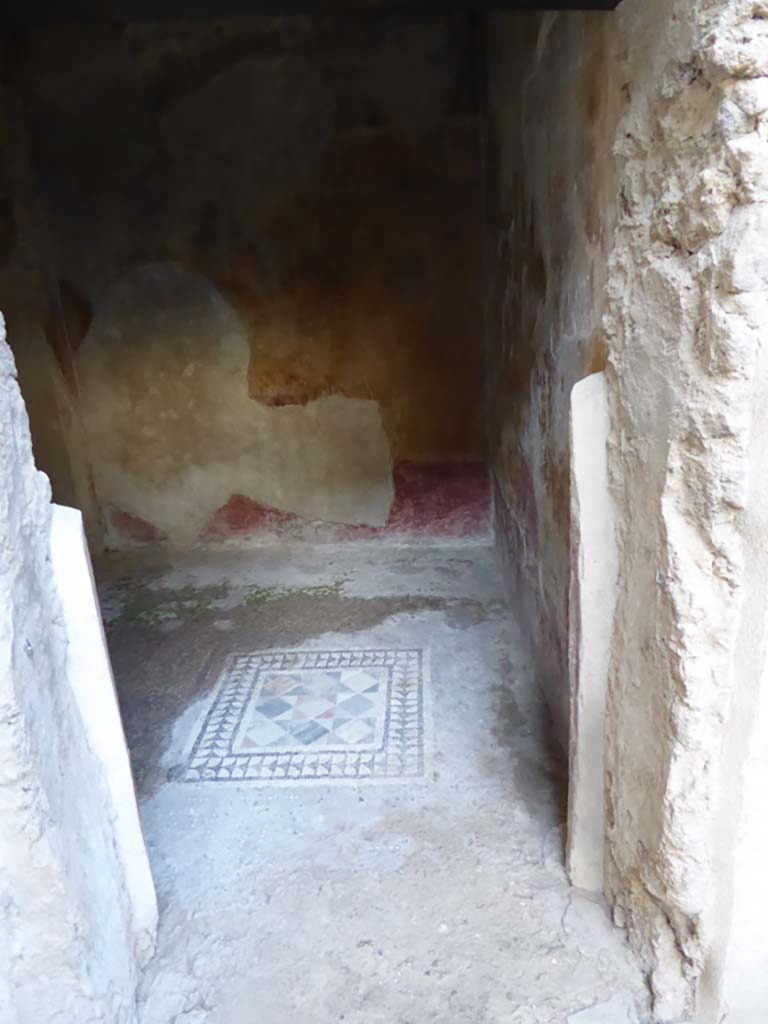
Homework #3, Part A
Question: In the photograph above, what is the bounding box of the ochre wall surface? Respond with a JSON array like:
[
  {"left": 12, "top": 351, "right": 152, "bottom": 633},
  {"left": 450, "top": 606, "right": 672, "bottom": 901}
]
[
  {"left": 76, "top": 261, "right": 395, "bottom": 545},
  {"left": 485, "top": 12, "right": 623, "bottom": 747},
  {"left": 2, "top": 16, "right": 487, "bottom": 545}
]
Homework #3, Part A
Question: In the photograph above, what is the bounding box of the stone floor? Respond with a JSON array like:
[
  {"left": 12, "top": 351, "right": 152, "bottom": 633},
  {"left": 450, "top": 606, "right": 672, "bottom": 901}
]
[{"left": 97, "top": 544, "right": 650, "bottom": 1024}]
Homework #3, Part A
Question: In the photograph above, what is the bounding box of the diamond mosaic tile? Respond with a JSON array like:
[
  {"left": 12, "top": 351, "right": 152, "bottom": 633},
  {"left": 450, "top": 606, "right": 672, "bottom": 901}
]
[{"left": 183, "top": 649, "right": 427, "bottom": 783}]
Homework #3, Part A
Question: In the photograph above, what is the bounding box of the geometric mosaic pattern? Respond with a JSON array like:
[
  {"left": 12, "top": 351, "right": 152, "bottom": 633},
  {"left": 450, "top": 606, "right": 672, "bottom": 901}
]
[{"left": 183, "top": 648, "right": 427, "bottom": 783}]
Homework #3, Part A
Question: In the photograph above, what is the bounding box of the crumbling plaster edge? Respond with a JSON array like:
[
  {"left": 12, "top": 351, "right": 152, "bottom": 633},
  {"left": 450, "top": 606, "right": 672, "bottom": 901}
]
[{"left": 601, "top": 3, "right": 768, "bottom": 1018}]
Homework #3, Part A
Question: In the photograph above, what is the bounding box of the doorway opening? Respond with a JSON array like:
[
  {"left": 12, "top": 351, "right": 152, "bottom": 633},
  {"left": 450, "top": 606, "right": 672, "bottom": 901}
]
[{"left": 9, "top": 2, "right": 764, "bottom": 1023}]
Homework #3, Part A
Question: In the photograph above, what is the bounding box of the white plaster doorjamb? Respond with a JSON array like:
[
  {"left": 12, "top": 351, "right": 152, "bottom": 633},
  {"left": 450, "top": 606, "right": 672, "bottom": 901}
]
[
  {"left": 50, "top": 503, "right": 158, "bottom": 962},
  {"left": 566, "top": 371, "right": 617, "bottom": 895}
]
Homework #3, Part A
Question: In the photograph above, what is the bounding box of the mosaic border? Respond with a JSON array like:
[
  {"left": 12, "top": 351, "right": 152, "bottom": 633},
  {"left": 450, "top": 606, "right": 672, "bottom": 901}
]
[{"left": 183, "top": 648, "right": 427, "bottom": 783}]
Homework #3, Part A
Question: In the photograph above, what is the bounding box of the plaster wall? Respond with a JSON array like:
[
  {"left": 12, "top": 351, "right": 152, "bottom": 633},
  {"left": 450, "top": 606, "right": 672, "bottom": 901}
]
[
  {"left": 485, "top": 11, "right": 624, "bottom": 744},
  {"left": 488, "top": 2, "right": 768, "bottom": 1020},
  {"left": 6, "top": 15, "right": 487, "bottom": 547},
  {"left": 0, "top": 316, "right": 152, "bottom": 1022},
  {"left": 0, "top": 83, "right": 102, "bottom": 546},
  {"left": 77, "top": 262, "right": 394, "bottom": 545},
  {"left": 0, "top": 286, "right": 102, "bottom": 546},
  {"left": 715, "top": 330, "right": 768, "bottom": 1019}
]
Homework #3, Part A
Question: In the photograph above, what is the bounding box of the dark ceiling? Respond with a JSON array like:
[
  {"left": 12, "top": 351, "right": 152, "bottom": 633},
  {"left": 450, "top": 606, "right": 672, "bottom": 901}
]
[{"left": 5, "top": 0, "right": 621, "bottom": 30}]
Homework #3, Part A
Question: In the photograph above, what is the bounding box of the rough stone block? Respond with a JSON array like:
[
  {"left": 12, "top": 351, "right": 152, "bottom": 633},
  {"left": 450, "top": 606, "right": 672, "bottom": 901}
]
[
  {"left": 566, "top": 992, "right": 641, "bottom": 1023},
  {"left": 718, "top": 205, "right": 768, "bottom": 294}
]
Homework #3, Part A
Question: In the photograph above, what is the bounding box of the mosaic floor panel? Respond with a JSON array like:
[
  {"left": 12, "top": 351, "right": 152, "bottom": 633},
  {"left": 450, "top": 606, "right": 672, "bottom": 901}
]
[{"left": 183, "top": 648, "right": 427, "bottom": 783}]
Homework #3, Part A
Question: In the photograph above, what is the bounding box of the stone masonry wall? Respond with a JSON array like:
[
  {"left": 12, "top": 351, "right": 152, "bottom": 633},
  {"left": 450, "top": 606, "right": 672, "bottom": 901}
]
[
  {"left": 488, "top": 2, "right": 768, "bottom": 1020},
  {"left": 606, "top": 2, "right": 768, "bottom": 1021},
  {"left": 0, "top": 316, "right": 148, "bottom": 1022}
]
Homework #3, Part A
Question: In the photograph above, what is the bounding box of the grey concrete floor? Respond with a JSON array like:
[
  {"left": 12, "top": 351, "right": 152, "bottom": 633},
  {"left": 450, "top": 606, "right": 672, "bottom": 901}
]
[{"left": 97, "top": 544, "right": 649, "bottom": 1024}]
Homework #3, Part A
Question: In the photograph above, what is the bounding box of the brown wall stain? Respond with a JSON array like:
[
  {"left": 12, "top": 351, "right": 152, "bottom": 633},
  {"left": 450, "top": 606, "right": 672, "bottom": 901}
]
[
  {"left": 223, "top": 123, "right": 486, "bottom": 461},
  {"left": 584, "top": 333, "right": 608, "bottom": 375}
]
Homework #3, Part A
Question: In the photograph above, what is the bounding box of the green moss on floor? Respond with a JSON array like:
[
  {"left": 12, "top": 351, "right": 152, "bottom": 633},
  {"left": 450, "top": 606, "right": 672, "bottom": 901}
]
[
  {"left": 103, "top": 577, "right": 350, "bottom": 627},
  {"left": 243, "top": 579, "right": 347, "bottom": 607},
  {"left": 111, "top": 581, "right": 230, "bottom": 627}
]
